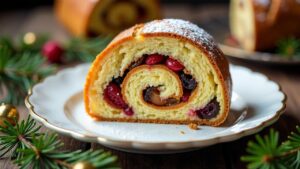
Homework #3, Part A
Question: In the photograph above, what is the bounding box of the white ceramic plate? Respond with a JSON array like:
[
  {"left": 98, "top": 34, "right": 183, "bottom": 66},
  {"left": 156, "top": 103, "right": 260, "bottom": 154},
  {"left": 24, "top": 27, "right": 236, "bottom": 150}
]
[
  {"left": 219, "top": 44, "right": 300, "bottom": 65},
  {"left": 25, "top": 63, "right": 286, "bottom": 154}
]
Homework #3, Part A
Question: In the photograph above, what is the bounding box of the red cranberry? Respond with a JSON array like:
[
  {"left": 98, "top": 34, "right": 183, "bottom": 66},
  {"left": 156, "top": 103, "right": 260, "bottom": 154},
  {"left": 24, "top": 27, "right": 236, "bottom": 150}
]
[
  {"left": 181, "top": 92, "right": 191, "bottom": 102},
  {"left": 145, "top": 54, "right": 164, "bottom": 65},
  {"left": 196, "top": 98, "right": 220, "bottom": 119},
  {"left": 165, "top": 58, "right": 184, "bottom": 71},
  {"left": 124, "top": 107, "right": 134, "bottom": 116},
  {"left": 42, "top": 41, "right": 64, "bottom": 63},
  {"left": 225, "top": 35, "right": 239, "bottom": 47},
  {"left": 104, "top": 82, "right": 127, "bottom": 109},
  {"left": 187, "top": 110, "right": 196, "bottom": 117}
]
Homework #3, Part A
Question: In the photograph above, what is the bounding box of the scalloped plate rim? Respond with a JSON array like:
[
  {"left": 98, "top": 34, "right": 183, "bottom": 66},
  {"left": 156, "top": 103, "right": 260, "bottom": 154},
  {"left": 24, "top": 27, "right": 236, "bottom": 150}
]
[{"left": 219, "top": 44, "right": 300, "bottom": 65}]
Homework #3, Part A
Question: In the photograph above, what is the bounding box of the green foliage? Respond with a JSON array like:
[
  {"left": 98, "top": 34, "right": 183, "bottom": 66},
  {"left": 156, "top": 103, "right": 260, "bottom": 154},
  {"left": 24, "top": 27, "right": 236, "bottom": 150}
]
[
  {"left": 277, "top": 38, "right": 300, "bottom": 59},
  {"left": 242, "top": 127, "right": 300, "bottom": 169},
  {"left": 281, "top": 127, "right": 300, "bottom": 169},
  {"left": 0, "top": 37, "right": 55, "bottom": 105},
  {"left": 0, "top": 117, "right": 41, "bottom": 160},
  {"left": 0, "top": 34, "right": 111, "bottom": 105},
  {"left": 0, "top": 117, "right": 119, "bottom": 169},
  {"left": 65, "top": 36, "right": 112, "bottom": 62},
  {"left": 54, "top": 149, "right": 119, "bottom": 169},
  {"left": 0, "top": 34, "right": 117, "bottom": 168}
]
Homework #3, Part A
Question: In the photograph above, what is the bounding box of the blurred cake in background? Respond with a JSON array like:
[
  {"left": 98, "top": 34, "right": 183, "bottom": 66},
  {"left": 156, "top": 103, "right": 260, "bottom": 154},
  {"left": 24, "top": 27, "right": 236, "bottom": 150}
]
[
  {"left": 230, "top": 0, "right": 300, "bottom": 51},
  {"left": 55, "top": 0, "right": 161, "bottom": 37}
]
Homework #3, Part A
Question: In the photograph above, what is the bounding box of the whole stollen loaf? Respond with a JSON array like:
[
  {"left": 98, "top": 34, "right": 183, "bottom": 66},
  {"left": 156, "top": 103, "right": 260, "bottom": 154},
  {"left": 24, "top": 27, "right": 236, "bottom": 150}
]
[
  {"left": 230, "top": 0, "right": 300, "bottom": 51},
  {"left": 55, "top": 0, "right": 161, "bottom": 37},
  {"left": 84, "top": 19, "right": 232, "bottom": 126}
]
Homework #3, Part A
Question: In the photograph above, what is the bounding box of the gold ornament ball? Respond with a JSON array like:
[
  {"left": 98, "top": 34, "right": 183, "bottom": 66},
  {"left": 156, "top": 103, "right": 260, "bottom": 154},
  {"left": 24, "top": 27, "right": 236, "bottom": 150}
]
[
  {"left": 23, "top": 32, "right": 36, "bottom": 45},
  {"left": 72, "top": 161, "right": 95, "bottom": 169},
  {"left": 0, "top": 103, "right": 19, "bottom": 127}
]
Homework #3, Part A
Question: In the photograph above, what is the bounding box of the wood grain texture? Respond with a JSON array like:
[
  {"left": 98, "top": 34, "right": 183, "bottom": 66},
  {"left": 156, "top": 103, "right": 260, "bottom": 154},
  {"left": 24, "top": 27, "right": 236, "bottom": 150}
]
[
  {"left": 91, "top": 144, "right": 228, "bottom": 169},
  {"left": 0, "top": 4, "right": 300, "bottom": 169}
]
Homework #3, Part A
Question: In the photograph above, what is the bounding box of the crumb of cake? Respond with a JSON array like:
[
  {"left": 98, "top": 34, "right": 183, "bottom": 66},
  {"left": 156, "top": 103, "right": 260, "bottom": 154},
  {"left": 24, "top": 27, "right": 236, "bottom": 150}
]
[
  {"left": 188, "top": 123, "right": 200, "bottom": 130},
  {"left": 180, "top": 131, "right": 185, "bottom": 134}
]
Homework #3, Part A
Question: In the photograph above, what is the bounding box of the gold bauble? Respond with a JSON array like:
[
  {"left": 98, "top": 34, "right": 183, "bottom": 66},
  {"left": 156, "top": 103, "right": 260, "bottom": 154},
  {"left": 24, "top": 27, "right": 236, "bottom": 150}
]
[
  {"left": 0, "top": 103, "right": 19, "bottom": 127},
  {"left": 23, "top": 32, "right": 36, "bottom": 45},
  {"left": 72, "top": 161, "right": 95, "bottom": 169}
]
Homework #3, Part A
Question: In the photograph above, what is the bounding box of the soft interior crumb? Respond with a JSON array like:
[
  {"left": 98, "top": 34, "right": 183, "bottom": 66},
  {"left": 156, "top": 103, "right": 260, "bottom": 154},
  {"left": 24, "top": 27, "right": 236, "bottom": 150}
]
[{"left": 188, "top": 123, "right": 200, "bottom": 130}]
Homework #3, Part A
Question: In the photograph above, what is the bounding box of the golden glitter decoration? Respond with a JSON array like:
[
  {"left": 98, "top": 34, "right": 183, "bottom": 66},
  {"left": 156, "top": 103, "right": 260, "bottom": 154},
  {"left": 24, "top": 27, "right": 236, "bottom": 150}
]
[
  {"left": 0, "top": 103, "right": 19, "bottom": 127},
  {"left": 72, "top": 161, "right": 95, "bottom": 169},
  {"left": 23, "top": 32, "right": 36, "bottom": 45}
]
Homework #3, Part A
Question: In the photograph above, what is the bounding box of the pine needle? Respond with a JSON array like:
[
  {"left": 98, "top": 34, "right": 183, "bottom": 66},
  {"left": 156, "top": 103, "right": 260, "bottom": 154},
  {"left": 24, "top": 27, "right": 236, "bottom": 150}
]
[
  {"left": 276, "top": 38, "right": 300, "bottom": 59},
  {"left": 0, "top": 37, "right": 55, "bottom": 105},
  {"left": 0, "top": 117, "right": 119, "bottom": 169},
  {"left": 242, "top": 127, "right": 300, "bottom": 169}
]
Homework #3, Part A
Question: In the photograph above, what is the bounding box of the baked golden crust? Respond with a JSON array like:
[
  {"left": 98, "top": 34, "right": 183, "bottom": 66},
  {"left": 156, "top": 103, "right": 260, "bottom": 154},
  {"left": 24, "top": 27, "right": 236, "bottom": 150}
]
[
  {"left": 84, "top": 19, "right": 232, "bottom": 126},
  {"left": 55, "top": 0, "right": 94, "bottom": 37},
  {"left": 55, "top": 0, "right": 161, "bottom": 37}
]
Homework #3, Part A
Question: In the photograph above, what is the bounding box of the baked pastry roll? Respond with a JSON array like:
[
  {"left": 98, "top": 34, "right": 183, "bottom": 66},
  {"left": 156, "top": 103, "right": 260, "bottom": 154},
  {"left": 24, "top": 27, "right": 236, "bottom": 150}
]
[
  {"left": 55, "top": 0, "right": 160, "bottom": 36},
  {"left": 84, "top": 19, "right": 232, "bottom": 126},
  {"left": 230, "top": 0, "right": 300, "bottom": 51}
]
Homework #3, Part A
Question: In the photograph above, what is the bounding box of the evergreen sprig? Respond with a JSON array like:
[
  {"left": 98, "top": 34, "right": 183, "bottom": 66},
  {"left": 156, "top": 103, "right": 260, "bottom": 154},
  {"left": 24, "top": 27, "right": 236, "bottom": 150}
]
[
  {"left": 242, "top": 126, "right": 300, "bottom": 169},
  {"left": 0, "top": 37, "right": 55, "bottom": 105},
  {"left": 0, "top": 117, "right": 119, "bottom": 169},
  {"left": 276, "top": 38, "right": 300, "bottom": 59},
  {"left": 65, "top": 36, "right": 112, "bottom": 62},
  {"left": 0, "top": 34, "right": 112, "bottom": 105}
]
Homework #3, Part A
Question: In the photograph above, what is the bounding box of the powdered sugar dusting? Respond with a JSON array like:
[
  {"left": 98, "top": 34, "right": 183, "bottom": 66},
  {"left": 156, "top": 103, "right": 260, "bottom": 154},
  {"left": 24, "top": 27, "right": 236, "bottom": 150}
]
[{"left": 141, "top": 19, "right": 220, "bottom": 56}]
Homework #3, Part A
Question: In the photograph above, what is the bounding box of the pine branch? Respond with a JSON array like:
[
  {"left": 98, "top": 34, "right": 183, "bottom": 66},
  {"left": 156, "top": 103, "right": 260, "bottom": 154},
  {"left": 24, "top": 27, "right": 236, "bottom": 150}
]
[
  {"left": 0, "top": 117, "right": 119, "bottom": 169},
  {"left": 0, "top": 34, "right": 116, "bottom": 168},
  {"left": 0, "top": 116, "right": 41, "bottom": 159},
  {"left": 276, "top": 38, "right": 300, "bottom": 59},
  {"left": 242, "top": 126, "right": 300, "bottom": 169},
  {"left": 0, "top": 34, "right": 112, "bottom": 105},
  {"left": 0, "top": 38, "right": 56, "bottom": 105},
  {"left": 65, "top": 36, "right": 112, "bottom": 62}
]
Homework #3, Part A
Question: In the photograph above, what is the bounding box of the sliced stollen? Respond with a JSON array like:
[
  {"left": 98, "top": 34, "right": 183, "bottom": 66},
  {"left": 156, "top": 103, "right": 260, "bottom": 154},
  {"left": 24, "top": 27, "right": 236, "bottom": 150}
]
[
  {"left": 230, "top": 0, "right": 300, "bottom": 51},
  {"left": 55, "top": 0, "right": 160, "bottom": 36},
  {"left": 84, "top": 19, "right": 232, "bottom": 126}
]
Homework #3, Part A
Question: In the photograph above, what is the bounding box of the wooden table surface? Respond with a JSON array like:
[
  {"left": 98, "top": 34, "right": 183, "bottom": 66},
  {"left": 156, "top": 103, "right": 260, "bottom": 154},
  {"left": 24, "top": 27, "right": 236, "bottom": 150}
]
[{"left": 1, "top": 4, "right": 299, "bottom": 169}]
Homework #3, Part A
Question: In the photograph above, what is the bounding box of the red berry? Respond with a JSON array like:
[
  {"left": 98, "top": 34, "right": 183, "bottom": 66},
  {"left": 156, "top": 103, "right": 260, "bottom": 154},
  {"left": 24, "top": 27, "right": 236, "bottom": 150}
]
[
  {"left": 225, "top": 35, "right": 239, "bottom": 47},
  {"left": 181, "top": 92, "right": 190, "bottom": 102},
  {"left": 124, "top": 107, "right": 134, "bottom": 116},
  {"left": 187, "top": 109, "right": 196, "bottom": 117},
  {"left": 145, "top": 54, "right": 164, "bottom": 65},
  {"left": 42, "top": 41, "right": 64, "bottom": 63},
  {"left": 166, "top": 58, "right": 184, "bottom": 71},
  {"left": 104, "top": 82, "right": 127, "bottom": 109}
]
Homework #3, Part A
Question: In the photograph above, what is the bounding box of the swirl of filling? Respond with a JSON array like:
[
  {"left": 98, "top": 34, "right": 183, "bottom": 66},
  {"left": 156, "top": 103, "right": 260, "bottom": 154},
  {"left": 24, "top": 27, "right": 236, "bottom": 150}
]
[
  {"left": 90, "top": 51, "right": 219, "bottom": 120},
  {"left": 88, "top": 0, "right": 160, "bottom": 36}
]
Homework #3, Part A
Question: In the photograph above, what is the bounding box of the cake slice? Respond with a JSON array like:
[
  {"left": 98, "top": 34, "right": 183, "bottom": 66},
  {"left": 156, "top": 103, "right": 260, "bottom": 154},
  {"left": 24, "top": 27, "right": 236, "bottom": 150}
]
[
  {"left": 84, "top": 19, "right": 232, "bottom": 126},
  {"left": 230, "top": 0, "right": 300, "bottom": 51},
  {"left": 55, "top": 0, "right": 160, "bottom": 36}
]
